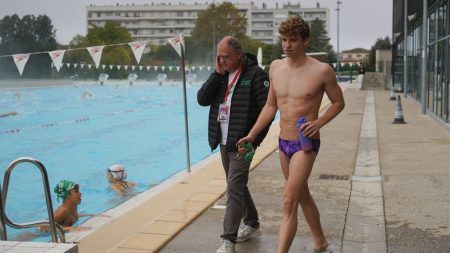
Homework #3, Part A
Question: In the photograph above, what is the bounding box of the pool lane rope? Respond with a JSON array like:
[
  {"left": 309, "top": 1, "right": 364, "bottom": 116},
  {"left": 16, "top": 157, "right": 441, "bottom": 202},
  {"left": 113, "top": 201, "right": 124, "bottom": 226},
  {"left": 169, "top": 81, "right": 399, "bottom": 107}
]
[{"left": 0, "top": 102, "right": 175, "bottom": 135}]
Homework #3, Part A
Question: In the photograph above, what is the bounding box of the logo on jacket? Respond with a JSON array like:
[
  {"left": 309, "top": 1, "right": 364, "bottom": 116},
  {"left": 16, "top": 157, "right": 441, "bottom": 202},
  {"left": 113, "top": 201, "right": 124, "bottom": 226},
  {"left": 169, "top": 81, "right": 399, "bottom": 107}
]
[
  {"left": 264, "top": 80, "right": 270, "bottom": 87},
  {"left": 240, "top": 79, "right": 251, "bottom": 86}
]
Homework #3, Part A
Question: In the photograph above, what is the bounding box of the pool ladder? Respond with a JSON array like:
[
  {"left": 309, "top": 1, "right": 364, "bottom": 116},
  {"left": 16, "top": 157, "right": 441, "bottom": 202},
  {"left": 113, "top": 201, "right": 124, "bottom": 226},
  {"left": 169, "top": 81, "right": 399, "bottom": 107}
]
[{"left": 0, "top": 157, "right": 66, "bottom": 243}]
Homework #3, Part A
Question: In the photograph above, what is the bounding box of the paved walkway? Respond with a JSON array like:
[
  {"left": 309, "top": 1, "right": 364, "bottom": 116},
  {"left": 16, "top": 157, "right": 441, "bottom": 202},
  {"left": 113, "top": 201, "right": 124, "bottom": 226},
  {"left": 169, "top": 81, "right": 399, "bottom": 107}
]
[{"left": 76, "top": 85, "right": 450, "bottom": 253}]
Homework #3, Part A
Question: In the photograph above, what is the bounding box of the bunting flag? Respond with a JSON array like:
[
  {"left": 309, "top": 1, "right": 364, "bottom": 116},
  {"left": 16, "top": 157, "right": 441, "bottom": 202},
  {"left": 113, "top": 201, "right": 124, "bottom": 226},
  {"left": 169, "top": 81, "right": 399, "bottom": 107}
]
[
  {"left": 153, "top": 66, "right": 158, "bottom": 71},
  {"left": 191, "top": 66, "right": 196, "bottom": 71},
  {"left": 80, "top": 64, "right": 85, "bottom": 69},
  {"left": 102, "top": 65, "right": 106, "bottom": 69},
  {"left": 167, "top": 35, "right": 184, "bottom": 57},
  {"left": 66, "top": 63, "right": 71, "bottom": 68},
  {"left": 132, "top": 65, "right": 136, "bottom": 71},
  {"left": 161, "top": 66, "right": 166, "bottom": 71},
  {"left": 261, "top": 66, "right": 266, "bottom": 70},
  {"left": 12, "top": 54, "right": 30, "bottom": 76},
  {"left": 109, "top": 65, "right": 114, "bottom": 70},
  {"left": 88, "top": 64, "right": 92, "bottom": 69},
  {"left": 199, "top": 66, "right": 204, "bottom": 71},
  {"left": 146, "top": 66, "right": 151, "bottom": 71},
  {"left": 176, "top": 66, "right": 180, "bottom": 71},
  {"left": 168, "top": 66, "right": 173, "bottom": 71},
  {"left": 74, "top": 63, "right": 78, "bottom": 68},
  {"left": 48, "top": 50, "right": 65, "bottom": 72},
  {"left": 124, "top": 65, "right": 129, "bottom": 70},
  {"left": 207, "top": 66, "right": 212, "bottom": 71},
  {"left": 128, "top": 41, "right": 147, "bottom": 64},
  {"left": 87, "top": 46, "right": 104, "bottom": 68},
  {"left": 139, "top": 66, "right": 143, "bottom": 71},
  {"left": 117, "top": 65, "right": 122, "bottom": 70},
  {"left": 332, "top": 63, "right": 337, "bottom": 68}
]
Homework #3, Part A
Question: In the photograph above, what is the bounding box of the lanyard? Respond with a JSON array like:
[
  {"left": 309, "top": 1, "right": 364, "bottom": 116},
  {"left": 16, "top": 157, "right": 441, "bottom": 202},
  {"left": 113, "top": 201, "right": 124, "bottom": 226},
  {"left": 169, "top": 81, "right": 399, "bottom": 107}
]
[{"left": 223, "top": 68, "right": 241, "bottom": 103}]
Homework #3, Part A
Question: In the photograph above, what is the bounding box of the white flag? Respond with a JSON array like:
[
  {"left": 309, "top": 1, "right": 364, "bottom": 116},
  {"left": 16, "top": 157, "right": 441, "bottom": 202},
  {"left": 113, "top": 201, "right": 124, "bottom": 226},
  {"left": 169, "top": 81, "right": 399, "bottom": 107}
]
[
  {"left": 162, "top": 66, "right": 166, "bottom": 71},
  {"left": 176, "top": 66, "right": 180, "bottom": 71},
  {"left": 48, "top": 50, "right": 65, "bottom": 72},
  {"left": 12, "top": 54, "right": 30, "bottom": 76},
  {"left": 199, "top": 66, "right": 204, "bottom": 71},
  {"left": 88, "top": 64, "right": 92, "bottom": 69},
  {"left": 124, "top": 65, "right": 129, "bottom": 70},
  {"left": 153, "top": 66, "right": 158, "bottom": 71},
  {"left": 207, "top": 66, "right": 212, "bottom": 71},
  {"left": 117, "top": 65, "right": 122, "bottom": 70},
  {"left": 74, "top": 63, "right": 78, "bottom": 68},
  {"left": 132, "top": 65, "right": 136, "bottom": 71},
  {"left": 139, "top": 66, "right": 143, "bottom": 71},
  {"left": 191, "top": 66, "right": 196, "bottom": 71},
  {"left": 66, "top": 63, "right": 71, "bottom": 68},
  {"left": 80, "top": 64, "right": 85, "bottom": 69},
  {"left": 146, "top": 66, "right": 151, "bottom": 71},
  {"left": 87, "top": 46, "right": 104, "bottom": 68},
  {"left": 168, "top": 66, "right": 173, "bottom": 71},
  {"left": 167, "top": 35, "right": 184, "bottom": 57},
  {"left": 109, "top": 65, "right": 114, "bottom": 70},
  {"left": 128, "top": 41, "right": 147, "bottom": 64}
]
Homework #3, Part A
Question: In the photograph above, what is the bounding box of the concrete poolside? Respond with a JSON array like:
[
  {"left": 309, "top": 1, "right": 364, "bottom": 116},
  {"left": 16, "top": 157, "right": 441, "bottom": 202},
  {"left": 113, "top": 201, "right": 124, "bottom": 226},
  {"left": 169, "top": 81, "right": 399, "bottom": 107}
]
[{"left": 63, "top": 83, "right": 450, "bottom": 253}]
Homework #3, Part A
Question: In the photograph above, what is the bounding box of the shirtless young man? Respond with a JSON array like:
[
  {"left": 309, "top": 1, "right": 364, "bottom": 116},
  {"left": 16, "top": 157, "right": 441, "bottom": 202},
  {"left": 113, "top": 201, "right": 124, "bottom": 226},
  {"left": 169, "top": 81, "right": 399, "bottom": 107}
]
[{"left": 237, "top": 16, "right": 345, "bottom": 253}]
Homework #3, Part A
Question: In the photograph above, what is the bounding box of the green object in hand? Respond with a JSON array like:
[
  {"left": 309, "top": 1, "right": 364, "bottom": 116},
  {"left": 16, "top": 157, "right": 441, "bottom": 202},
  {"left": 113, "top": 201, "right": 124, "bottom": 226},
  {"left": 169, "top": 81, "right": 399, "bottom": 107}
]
[{"left": 243, "top": 143, "right": 255, "bottom": 161}]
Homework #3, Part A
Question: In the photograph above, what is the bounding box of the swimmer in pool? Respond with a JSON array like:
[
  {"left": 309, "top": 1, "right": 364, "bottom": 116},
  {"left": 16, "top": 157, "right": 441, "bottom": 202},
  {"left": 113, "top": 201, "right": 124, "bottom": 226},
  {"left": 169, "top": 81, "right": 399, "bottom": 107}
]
[
  {"left": 0, "top": 111, "right": 18, "bottom": 118},
  {"left": 40, "top": 180, "right": 94, "bottom": 232},
  {"left": 107, "top": 164, "right": 136, "bottom": 195}
]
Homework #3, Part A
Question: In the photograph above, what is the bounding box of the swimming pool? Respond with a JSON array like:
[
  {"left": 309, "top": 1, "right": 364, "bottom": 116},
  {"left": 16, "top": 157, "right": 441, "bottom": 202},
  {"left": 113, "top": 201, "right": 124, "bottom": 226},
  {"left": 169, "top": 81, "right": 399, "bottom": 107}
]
[{"left": 0, "top": 81, "right": 211, "bottom": 241}]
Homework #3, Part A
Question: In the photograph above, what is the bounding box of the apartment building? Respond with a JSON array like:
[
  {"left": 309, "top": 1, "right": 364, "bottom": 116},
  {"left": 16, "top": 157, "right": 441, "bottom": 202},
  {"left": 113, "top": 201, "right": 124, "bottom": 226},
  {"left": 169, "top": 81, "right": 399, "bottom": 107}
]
[{"left": 86, "top": 2, "right": 329, "bottom": 45}]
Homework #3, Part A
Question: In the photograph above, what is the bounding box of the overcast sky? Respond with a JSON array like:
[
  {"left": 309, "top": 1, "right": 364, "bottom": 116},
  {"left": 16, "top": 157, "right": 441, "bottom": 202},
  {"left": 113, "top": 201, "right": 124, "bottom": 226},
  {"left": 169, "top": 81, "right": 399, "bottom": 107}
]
[{"left": 0, "top": 0, "right": 392, "bottom": 51}]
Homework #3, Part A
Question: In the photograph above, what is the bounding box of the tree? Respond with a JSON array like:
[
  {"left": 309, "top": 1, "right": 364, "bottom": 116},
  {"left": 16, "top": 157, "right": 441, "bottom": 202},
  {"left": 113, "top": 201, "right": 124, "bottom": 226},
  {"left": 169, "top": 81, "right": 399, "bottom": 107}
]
[
  {"left": 306, "top": 18, "right": 336, "bottom": 63},
  {"left": 367, "top": 36, "right": 391, "bottom": 71},
  {"left": 0, "top": 14, "right": 57, "bottom": 78},
  {"left": 66, "top": 21, "right": 133, "bottom": 79},
  {"left": 188, "top": 2, "right": 247, "bottom": 64}
]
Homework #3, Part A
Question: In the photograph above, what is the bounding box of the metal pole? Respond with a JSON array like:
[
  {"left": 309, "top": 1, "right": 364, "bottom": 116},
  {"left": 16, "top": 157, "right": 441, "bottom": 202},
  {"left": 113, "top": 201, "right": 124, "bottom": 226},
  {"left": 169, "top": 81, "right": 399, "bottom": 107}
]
[
  {"left": 420, "top": 0, "right": 428, "bottom": 114},
  {"left": 403, "top": 0, "right": 408, "bottom": 97},
  {"left": 180, "top": 36, "right": 191, "bottom": 173},
  {"left": 336, "top": 1, "right": 341, "bottom": 82},
  {"left": 212, "top": 22, "right": 216, "bottom": 65}
]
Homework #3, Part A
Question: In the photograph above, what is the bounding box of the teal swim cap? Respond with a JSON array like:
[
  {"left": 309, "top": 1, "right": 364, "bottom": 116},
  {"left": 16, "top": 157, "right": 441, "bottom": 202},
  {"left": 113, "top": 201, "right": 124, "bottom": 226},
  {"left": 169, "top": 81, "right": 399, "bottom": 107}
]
[{"left": 54, "top": 180, "right": 78, "bottom": 201}]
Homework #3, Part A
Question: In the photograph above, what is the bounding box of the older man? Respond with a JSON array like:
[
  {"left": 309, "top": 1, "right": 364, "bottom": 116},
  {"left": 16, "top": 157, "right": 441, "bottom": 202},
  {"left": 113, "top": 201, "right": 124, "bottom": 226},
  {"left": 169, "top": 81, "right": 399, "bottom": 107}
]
[{"left": 197, "top": 36, "right": 271, "bottom": 253}]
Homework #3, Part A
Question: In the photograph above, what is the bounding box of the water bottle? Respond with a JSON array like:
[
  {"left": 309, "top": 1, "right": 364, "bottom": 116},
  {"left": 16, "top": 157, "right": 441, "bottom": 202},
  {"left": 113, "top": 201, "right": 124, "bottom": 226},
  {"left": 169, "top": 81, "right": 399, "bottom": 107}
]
[{"left": 296, "top": 117, "right": 313, "bottom": 152}]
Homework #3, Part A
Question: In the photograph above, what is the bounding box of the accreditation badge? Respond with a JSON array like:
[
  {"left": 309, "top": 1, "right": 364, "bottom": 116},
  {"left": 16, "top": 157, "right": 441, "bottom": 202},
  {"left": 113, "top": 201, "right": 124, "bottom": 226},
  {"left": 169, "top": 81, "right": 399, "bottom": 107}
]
[{"left": 217, "top": 104, "right": 229, "bottom": 123}]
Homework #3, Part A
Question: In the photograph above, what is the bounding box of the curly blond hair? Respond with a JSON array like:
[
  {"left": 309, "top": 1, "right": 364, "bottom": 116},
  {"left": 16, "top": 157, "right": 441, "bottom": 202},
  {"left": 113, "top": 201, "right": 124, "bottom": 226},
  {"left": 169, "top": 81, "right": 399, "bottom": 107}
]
[{"left": 278, "top": 16, "right": 310, "bottom": 39}]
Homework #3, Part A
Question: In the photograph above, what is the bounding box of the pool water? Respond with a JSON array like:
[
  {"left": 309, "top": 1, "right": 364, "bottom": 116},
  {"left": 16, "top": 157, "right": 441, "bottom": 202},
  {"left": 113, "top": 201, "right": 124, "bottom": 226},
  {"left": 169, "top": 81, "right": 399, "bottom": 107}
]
[{"left": 0, "top": 82, "right": 211, "bottom": 241}]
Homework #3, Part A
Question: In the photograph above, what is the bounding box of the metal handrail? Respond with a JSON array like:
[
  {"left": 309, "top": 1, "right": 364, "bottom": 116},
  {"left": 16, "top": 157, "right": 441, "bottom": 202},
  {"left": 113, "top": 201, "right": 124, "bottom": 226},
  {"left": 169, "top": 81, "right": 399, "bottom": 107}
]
[{"left": 1, "top": 157, "right": 65, "bottom": 242}]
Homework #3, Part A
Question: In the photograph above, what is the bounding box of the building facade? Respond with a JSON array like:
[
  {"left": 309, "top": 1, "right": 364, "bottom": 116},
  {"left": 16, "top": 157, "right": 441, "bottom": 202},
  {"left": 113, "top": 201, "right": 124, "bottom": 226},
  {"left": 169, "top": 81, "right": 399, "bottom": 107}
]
[
  {"left": 340, "top": 48, "right": 369, "bottom": 64},
  {"left": 86, "top": 2, "right": 329, "bottom": 45},
  {"left": 392, "top": 0, "right": 449, "bottom": 126}
]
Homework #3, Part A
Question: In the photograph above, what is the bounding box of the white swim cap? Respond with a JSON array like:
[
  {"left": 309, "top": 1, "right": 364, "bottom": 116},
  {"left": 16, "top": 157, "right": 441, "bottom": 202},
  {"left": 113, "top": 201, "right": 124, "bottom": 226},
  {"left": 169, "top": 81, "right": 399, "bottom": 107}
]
[{"left": 108, "top": 164, "right": 127, "bottom": 180}]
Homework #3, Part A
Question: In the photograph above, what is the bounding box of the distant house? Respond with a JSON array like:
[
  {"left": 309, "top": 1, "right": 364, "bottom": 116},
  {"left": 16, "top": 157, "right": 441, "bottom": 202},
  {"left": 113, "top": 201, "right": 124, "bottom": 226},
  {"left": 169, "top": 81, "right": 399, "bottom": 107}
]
[{"left": 340, "top": 48, "right": 369, "bottom": 64}]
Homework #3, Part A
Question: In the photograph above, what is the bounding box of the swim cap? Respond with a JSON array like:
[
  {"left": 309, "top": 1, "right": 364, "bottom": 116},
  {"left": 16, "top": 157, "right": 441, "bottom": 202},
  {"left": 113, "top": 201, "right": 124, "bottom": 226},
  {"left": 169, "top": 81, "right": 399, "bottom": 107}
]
[
  {"left": 54, "top": 180, "right": 78, "bottom": 201},
  {"left": 108, "top": 164, "right": 127, "bottom": 180}
]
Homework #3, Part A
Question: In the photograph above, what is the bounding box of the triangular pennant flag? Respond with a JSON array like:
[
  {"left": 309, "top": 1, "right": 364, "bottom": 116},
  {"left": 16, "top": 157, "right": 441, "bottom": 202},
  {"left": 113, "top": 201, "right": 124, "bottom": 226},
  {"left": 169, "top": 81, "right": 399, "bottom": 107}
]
[
  {"left": 162, "top": 66, "right": 166, "bottom": 71},
  {"left": 74, "top": 63, "right": 78, "bottom": 68},
  {"left": 128, "top": 41, "right": 147, "bottom": 64},
  {"left": 109, "top": 65, "right": 114, "bottom": 70},
  {"left": 153, "top": 66, "right": 158, "bottom": 71},
  {"left": 87, "top": 46, "right": 104, "bottom": 68},
  {"left": 191, "top": 66, "right": 196, "bottom": 71},
  {"left": 168, "top": 66, "right": 173, "bottom": 71},
  {"left": 207, "top": 66, "right": 212, "bottom": 71},
  {"left": 199, "top": 66, "right": 204, "bottom": 71},
  {"left": 139, "top": 66, "right": 143, "bottom": 71},
  {"left": 332, "top": 63, "right": 337, "bottom": 68},
  {"left": 88, "top": 64, "right": 92, "bottom": 69},
  {"left": 80, "top": 64, "right": 85, "bottom": 69},
  {"left": 176, "top": 66, "right": 180, "bottom": 71},
  {"left": 102, "top": 65, "right": 106, "bottom": 69},
  {"left": 146, "top": 66, "right": 151, "bottom": 71},
  {"left": 12, "top": 54, "right": 30, "bottom": 76},
  {"left": 48, "top": 50, "right": 65, "bottom": 72},
  {"left": 262, "top": 66, "right": 266, "bottom": 70},
  {"left": 167, "top": 34, "right": 184, "bottom": 57},
  {"left": 349, "top": 63, "right": 354, "bottom": 67},
  {"left": 132, "top": 65, "right": 136, "bottom": 71},
  {"left": 66, "top": 63, "right": 71, "bottom": 68},
  {"left": 117, "top": 65, "right": 122, "bottom": 70},
  {"left": 124, "top": 65, "right": 129, "bottom": 70}
]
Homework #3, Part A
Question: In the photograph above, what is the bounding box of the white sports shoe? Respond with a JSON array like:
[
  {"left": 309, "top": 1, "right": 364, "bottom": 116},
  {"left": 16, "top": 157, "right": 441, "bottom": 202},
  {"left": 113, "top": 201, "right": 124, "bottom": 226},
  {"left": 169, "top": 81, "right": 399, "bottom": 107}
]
[
  {"left": 236, "top": 225, "right": 262, "bottom": 242},
  {"left": 216, "top": 240, "right": 235, "bottom": 253}
]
